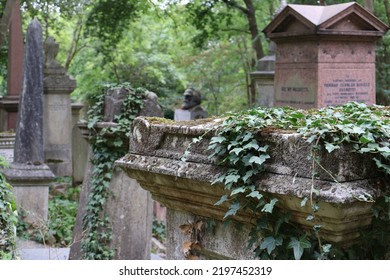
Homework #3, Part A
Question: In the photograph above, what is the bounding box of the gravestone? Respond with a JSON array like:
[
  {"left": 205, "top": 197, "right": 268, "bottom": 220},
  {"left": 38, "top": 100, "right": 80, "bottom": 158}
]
[
  {"left": 263, "top": 2, "right": 389, "bottom": 109},
  {"left": 2, "top": 19, "right": 55, "bottom": 224},
  {"left": 174, "top": 88, "right": 208, "bottom": 121},
  {"left": 0, "top": 0, "right": 23, "bottom": 131},
  {"left": 250, "top": 0, "right": 287, "bottom": 108},
  {"left": 250, "top": 46, "right": 275, "bottom": 108},
  {"left": 69, "top": 88, "right": 162, "bottom": 259},
  {"left": 43, "top": 36, "right": 76, "bottom": 176}
]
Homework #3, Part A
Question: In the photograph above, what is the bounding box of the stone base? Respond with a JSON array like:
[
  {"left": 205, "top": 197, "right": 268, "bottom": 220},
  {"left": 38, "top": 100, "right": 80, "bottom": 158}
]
[{"left": 2, "top": 162, "right": 55, "bottom": 224}]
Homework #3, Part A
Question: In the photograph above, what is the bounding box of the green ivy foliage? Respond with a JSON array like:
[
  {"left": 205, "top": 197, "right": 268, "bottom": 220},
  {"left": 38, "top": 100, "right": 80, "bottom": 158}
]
[
  {"left": 208, "top": 102, "right": 390, "bottom": 259},
  {"left": 81, "top": 82, "right": 146, "bottom": 260},
  {"left": 0, "top": 156, "right": 17, "bottom": 260}
]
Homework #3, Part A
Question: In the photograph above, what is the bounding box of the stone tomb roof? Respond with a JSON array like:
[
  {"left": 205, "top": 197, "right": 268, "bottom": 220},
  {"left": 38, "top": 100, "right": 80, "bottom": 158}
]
[{"left": 263, "top": 2, "right": 389, "bottom": 40}]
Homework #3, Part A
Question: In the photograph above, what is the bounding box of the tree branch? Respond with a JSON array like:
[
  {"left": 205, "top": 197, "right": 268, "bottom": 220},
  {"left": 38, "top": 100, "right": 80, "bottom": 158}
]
[{"left": 221, "top": 0, "right": 249, "bottom": 15}]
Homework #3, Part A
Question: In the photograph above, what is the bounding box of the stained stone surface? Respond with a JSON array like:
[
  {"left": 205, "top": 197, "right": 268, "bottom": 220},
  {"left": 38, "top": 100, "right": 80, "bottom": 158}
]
[
  {"left": 14, "top": 18, "right": 44, "bottom": 165},
  {"left": 2, "top": 19, "right": 55, "bottom": 224},
  {"left": 43, "top": 36, "right": 76, "bottom": 176},
  {"left": 103, "top": 87, "right": 129, "bottom": 122}
]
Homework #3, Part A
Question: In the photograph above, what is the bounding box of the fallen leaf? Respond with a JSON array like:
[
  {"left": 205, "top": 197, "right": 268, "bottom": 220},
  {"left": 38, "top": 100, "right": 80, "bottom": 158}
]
[
  {"left": 179, "top": 224, "right": 193, "bottom": 235},
  {"left": 182, "top": 241, "right": 193, "bottom": 257},
  {"left": 194, "top": 220, "right": 204, "bottom": 232}
]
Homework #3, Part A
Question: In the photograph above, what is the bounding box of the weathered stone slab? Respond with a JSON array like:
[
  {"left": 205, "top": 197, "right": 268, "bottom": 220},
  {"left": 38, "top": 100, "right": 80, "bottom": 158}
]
[
  {"left": 129, "top": 117, "right": 378, "bottom": 182},
  {"left": 105, "top": 167, "right": 152, "bottom": 259}
]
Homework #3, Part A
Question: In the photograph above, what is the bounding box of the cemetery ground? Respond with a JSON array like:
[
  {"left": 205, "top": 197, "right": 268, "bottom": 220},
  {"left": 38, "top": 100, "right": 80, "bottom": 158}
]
[{"left": 13, "top": 176, "right": 167, "bottom": 260}]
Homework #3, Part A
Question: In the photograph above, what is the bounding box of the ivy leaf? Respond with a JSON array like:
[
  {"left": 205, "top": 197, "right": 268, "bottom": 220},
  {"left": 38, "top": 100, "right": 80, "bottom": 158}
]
[
  {"left": 242, "top": 132, "right": 253, "bottom": 142},
  {"left": 258, "top": 145, "right": 269, "bottom": 152},
  {"left": 306, "top": 215, "right": 314, "bottom": 221},
  {"left": 246, "top": 191, "right": 263, "bottom": 200},
  {"left": 214, "top": 194, "right": 228, "bottom": 206},
  {"left": 352, "top": 126, "right": 365, "bottom": 134},
  {"left": 287, "top": 236, "right": 311, "bottom": 260},
  {"left": 300, "top": 197, "right": 308, "bottom": 207},
  {"left": 224, "top": 174, "right": 240, "bottom": 185},
  {"left": 373, "top": 158, "right": 390, "bottom": 174},
  {"left": 261, "top": 198, "right": 278, "bottom": 213},
  {"left": 242, "top": 170, "right": 255, "bottom": 182},
  {"left": 359, "top": 134, "right": 374, "bottom": 144},
  {"left": 223, "top": 202, "right": 240, "bottom": 219},
  {"left": 230, "top": 186, "right": 246, "bottom": 196},
  {"left": 243, "top": 140, "right": 259, "bottom": 151},
  {"left": 260, "top": 236, "right": 283, "bottom": 255},
  {"left": 209, "top": 136, "right": 225, "bottom": 145},
  {"left": 324, "top": 142, "right": 339, "bottom": 153},
  {"left": 231, "top": 147, "right": 243, "bottom": 155},
  {"left": 248, "top": 154, "right": 270, "bottom": 166}
]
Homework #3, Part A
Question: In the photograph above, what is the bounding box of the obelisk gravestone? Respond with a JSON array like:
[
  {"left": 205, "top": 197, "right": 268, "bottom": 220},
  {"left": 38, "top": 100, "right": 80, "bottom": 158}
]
[{"left": 2, "top": 19, "right": 55, "bottom": 224}]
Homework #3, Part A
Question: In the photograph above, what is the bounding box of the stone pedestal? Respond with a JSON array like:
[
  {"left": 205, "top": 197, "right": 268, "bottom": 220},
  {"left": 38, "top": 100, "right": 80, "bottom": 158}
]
[
  {"left": 43, "top": 37, "right": 76, "bottom": 177},
  {"left": 2, "top": 163, "right": 55, "bottom": 224},
  {"left": 263, "top": 2, "right": 389, "bottom": 109},
  {"left": 174, "top": 107, "right": 208, "bottom": 121}
]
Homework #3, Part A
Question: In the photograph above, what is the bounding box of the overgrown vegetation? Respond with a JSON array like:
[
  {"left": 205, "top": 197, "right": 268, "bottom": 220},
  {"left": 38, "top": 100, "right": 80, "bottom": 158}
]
[
  {"left": 0, "top": 156, "right": 17, "bottom": 260},
  {"left": 81, "top": 82, "right": 146, "bottom": 260},
  {"left": 207, "top": 102, "right": 390, "bottom": 259}
]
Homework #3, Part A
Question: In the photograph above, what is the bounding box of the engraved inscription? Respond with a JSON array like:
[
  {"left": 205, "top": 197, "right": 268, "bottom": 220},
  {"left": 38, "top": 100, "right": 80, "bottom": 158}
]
[
  {"left": 323, "top": 78, "right": 370, "bottom": 106},
  {"left": 276, "top": 86, "right": 315, "bottom": 106}
]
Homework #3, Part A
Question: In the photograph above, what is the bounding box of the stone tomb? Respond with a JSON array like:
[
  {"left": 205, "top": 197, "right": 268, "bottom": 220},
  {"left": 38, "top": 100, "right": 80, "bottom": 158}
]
[
  {"left": 263, "top": 2, "right": 389, "bottom": 109},
  {"left": 116, "top": 116, "right": 384, "bottom": 259}
]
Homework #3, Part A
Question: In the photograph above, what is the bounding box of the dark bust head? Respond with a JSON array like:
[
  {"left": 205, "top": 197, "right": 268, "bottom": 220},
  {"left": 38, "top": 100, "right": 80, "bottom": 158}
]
[{"left": 182, "top": 88, "right": 201, "bottom": 110}]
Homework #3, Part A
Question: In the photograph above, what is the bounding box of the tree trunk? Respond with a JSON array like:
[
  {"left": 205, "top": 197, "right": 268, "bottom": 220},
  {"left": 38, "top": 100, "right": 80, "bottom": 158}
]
[
  {"left": 243, "top": 0, "right": 264, "bottom": 62},
  {"left": 65, "top": 16, "right": 84, "bottom": 70},
  {"left": 384, "top": 0, "right": 390, "bottom": 25}
]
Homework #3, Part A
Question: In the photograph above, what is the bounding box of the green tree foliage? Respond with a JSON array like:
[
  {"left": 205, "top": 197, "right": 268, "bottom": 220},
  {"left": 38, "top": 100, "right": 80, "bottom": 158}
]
[{"left": 1, "top": 0, "right": 390, "bottom": 113}]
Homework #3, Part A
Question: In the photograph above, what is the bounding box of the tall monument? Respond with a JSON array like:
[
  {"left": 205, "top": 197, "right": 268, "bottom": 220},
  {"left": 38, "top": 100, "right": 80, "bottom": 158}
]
[{"left": 2, "top": 19, "right": 55, "bottom": 224}]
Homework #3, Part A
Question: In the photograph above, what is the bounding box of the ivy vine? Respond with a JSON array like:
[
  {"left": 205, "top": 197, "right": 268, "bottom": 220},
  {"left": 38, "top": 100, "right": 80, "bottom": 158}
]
[
  {"left": 207, "top": 102, "right": 390, "bottom": 260},
  {"left": 81, "top": 83, "right": 146, "bottom": 260},
  {"left": 0, "top": 156, "right": 17, "bottom": 260}
]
